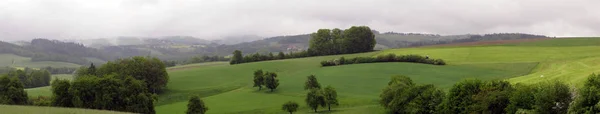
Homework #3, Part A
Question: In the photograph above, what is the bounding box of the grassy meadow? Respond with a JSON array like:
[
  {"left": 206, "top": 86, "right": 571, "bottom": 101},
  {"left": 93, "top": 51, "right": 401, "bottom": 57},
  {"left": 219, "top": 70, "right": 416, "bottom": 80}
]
[{"left": 16, "top": 38, "right": 600, "bottom": 114}]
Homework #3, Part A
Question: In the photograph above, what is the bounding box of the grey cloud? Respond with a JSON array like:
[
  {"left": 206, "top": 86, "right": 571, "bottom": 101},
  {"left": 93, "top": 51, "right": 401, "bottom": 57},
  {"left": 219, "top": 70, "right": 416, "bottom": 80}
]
[{"left": 1, "top": 0, "right": 599, "bottom": 41}]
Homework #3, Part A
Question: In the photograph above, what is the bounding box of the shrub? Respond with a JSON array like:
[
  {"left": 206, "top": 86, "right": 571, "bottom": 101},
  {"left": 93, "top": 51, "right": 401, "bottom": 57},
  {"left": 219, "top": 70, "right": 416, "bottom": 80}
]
[
  {"left": 31, "top": 96, "right": 51, "bottom": 106},
  {"left": 321, "top": 54, "right": 444, "bottom": 67}
]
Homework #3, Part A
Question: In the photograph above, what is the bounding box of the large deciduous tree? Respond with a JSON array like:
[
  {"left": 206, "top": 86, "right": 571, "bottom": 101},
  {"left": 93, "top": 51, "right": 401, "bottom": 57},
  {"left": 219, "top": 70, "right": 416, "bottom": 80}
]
[
  {"left": 0, "top": 76, "right": 29, "bottom": 105},
  {"left": 97, "top": 56, "right": 169, "bottom": 93},
  {"left": 304, "top": 75, "right": 321, "bottom": 90},
  {"left": 51, "top": 79, "right": 73, "bottom": 107},
  {"left": 306, "top": 89, "right": 326, "bottom": 112},
  {"left": 380, "top": 75, "right": 444, "bottom": 114},
  {"left": 570, "top": 73, "right": 600, "bottom": 113},
  {"left": 323, "top": 86, "right": 339, "bottom": 111},
  {"left": 253, "top": 70, "right": 265, "bottom": 90},
  {"left": 186, "top": 96, "right": 208, "bottom": 114},
  {"left": 230, "top": 50, "right": 243, "bottom": 65},
  {"left": 264, "top": 72, "right": 279, "bottom": 92},
  {"left": 308, "top": 26, "right": 376, "bottom": 56}
]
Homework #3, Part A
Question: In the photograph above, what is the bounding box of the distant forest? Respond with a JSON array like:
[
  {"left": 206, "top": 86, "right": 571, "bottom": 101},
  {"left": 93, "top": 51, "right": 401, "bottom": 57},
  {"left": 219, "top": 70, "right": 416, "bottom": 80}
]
[{"left": 0, "top": 32, "right": 546, "bottom": 66}]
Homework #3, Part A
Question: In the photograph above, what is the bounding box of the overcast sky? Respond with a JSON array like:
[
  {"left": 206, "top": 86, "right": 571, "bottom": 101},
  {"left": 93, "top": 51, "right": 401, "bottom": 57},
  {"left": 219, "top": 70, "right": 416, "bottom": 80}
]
[{"left": 1, "top": 0, "right": 599, "bottom": 41}]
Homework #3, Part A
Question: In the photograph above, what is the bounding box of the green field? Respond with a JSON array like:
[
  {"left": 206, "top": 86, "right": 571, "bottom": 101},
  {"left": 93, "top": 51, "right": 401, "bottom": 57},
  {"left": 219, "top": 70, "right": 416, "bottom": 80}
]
[
  {"left": 0, "top": 105, "right": 131, "bottom": 114},
  {"left": 16, "top": 38, "right": 600, "bottom": 114},
  {"left": 0, "top": 54, "right": 81, "bottom": 68}
]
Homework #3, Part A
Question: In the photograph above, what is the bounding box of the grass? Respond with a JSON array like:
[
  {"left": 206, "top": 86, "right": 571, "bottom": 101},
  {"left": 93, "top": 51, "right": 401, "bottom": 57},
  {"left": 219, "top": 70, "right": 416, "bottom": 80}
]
[
  {"left": 0, "top": 54, "right": 81, "bottom": 68},
  {"left": 0, "top": 105, "right": 132, "bottom": 114},
  {"left": 25, "top": 74, "right": 73, "bottom": 97}
]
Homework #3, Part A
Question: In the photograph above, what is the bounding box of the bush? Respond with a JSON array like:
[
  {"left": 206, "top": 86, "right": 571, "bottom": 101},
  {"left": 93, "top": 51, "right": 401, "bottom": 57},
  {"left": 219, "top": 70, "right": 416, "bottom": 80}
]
[
  {"left": 31, "top": 96, "right": 51, "bottom": 106},
  {"left": 321, "top": 54, "right": 444, "bottom": 67}
]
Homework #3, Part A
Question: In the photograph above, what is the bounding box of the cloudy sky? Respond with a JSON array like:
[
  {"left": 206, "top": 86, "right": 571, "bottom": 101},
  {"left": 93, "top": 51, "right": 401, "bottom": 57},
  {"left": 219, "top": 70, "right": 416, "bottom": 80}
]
[{"left": 1, "top": 0, "right": 599, "bottom": 41}]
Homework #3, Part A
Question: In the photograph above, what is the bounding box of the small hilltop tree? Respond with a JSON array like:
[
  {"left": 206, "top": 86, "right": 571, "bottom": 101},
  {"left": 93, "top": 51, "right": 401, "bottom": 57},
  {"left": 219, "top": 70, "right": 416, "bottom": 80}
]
[
  {"left": 186, "top": 96, "right": 208, "bottom": 114},
  {"left": 282, "top": 101, "right": 299, "bottom": 114},
  {"left": 323, "top": 86, "right": 339, "bottom": 111},
  {"left": 305, "top": 75, "right": 321, "bottom": 90},
  {"left": 253, "top": 70, "right": 265, "bottom": 90}
]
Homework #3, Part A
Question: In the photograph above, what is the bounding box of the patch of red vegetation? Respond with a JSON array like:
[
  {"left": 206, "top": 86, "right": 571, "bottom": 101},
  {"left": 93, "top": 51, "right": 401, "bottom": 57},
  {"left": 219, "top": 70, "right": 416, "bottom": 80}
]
[{"left": 420, "top": 38, "right": 550, "bottom": 47}]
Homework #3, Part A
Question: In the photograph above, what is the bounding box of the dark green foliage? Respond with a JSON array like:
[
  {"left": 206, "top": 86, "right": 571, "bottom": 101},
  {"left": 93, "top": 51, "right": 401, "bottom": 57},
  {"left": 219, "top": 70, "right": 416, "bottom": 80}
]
[
  {"left": 230, "top": 50, "right": 243, "bottom": 65},
  {"left": 533, "top": 81, "right": 572, "bottom": 114},
  {"left": 506, "top": 84, "right": 536, "bottom": 113},
  {"left": 321, "top": 54, "right": 445, "bottom": 67},
  {"left": 305, "top": 75, "right": 321, "bottom": 90},
  {"left": 69, "top": 74, "right": 155, "bottom": 114},
  {"left": 442, "top": 79, "right": 483, "bottom": 113},
  {"left": 51, "top": 79, "right": 73, "bottom": 107},
  {"left": 186, "top": 96, "right": 208, "bottom": 114},
  {"left": 96, "top": 56, "right": 169, "bottom": 93},
  {"left": 253, "top": 70, "right": 265, "bottom": 90},
  {"left": 88, "top": 63, "right": 96, "bottom": 76},
  {"left": 5, "top": 69, "right": 51, "bottom": 88},
  {"left": 306, "top": 89, "right": 326, "bottom": 112},
  {"left": 0, "top": 76, "right": 29, "bottom": 105},
  {"left": 470, "top": 80, "right": 514, "bottom": 114},
  {"left": 308, "top": 26, "right": 376, "bottom": 56},
  {"left": 282, "top": 101, "right": 299, "bottom": 114},
  {"left": 380, "top": 76, "right": 444, "bottom": 114},
  {"left": 277, "top": 52, "right": 285, "bottom": 59},
  {"left": 264, "top": 72, "right": 280, "bottom": 92},
  {"left": 31, "top": 96, "right": 51, "bottom": 106},
  {"left": 570, "top": 74, "right": 600, "bottom": 113},
  {"left": 323, "top": 86, "right": 339, "bottom": 111}
]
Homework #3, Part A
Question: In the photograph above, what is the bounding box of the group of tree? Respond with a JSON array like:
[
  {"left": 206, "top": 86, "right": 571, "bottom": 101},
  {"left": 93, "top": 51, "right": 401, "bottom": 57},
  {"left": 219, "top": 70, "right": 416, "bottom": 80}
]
[
  {"left": 48, "top": 56, "right": 169, "bottom": 113},
  {"left": 308, "top": 26, "right": 376, "bottom": 56},
  {"left": 230, "top": 50, "right": 309, "bottom": 65},
  {"left": 187, "top": 55, "right": 230, "bottom": 64},
  {"left": 321, "top": 54, "right": 445, "bottom": 67},
  {"left": 4, "top": 68, "right": 51, "bottom": 88},
  {"left": 252, "top": 70, "right": 279, "bottom": 92},
  {"left": 304, "top": 75, "right": 339, "bottom": 112},
  {"left": 75, "top": 57, "right": 169, "bottom": 93},
  {"left": 378, "top": 75, "right": 581, "bottom": 114},
  {"left": 0, "top": 76, "right": 29, "bottom": 105}
]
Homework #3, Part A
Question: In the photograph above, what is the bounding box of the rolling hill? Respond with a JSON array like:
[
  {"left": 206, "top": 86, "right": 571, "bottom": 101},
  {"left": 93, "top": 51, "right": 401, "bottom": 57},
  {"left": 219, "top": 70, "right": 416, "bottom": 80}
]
[{"left": 18, "top": 37, "right": 600, "bottom": 114}]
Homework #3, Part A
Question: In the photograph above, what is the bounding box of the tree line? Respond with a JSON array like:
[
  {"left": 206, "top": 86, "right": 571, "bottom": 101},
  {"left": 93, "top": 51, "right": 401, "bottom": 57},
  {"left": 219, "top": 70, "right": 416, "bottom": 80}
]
[
  {"left": 229, "top": 50, "right": 310, "bottom": 65},
  {"left": 4, "top": 68, "right": 51, "bottom": 88},
  {"left": 379, "top": 74, "right": 600, "bottom": 114},
  {"left": 321, "top": 54, "right": 446, "bottom": 67}
]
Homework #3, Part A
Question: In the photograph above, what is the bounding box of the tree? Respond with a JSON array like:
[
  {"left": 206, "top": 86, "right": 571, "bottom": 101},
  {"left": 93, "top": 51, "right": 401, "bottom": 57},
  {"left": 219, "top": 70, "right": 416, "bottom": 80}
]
[
  {"left": 187, "top": 96, "right": 208, "bottom": 114},
  {"left": 264, "top": 72, "right": 279, "bottom": 92},
  {"left": 51, "top": 79, "right": 73, "bottom": 107},
  {"left": 278, "top": 52, "right": 285, "bottom": 59},
  {"left": 306, "top": 89, "right": 326, "bottom": 112},
  {"left": 268, "top": 52, "right": 275, "bottom": 60},
  {"left": 230, "top": 50, "right": 243, "bottom": 65},
  {"left": 323, "top": 86, "right": 339, "bottom": 111},
  {"left": 69, "top": 74, "right": 155, "bottom": 113},
  {"left": 506, "top": 84, "right": 536, "bottom": 113},
  {"left": 97, "top": 56, "right": 169, "bottom": 93},
  {"left": 304, "top": 75, "right": 321, "bottom": 90},
  {"left": 534, "top": 81, "right": 572, "bottom": 114},
  {"left": 253, "top": 70, "right": 265, "bottom": 90},
  {"left": 0, "top": 76, "right": 29, "bottom": 105},
  {"left": 470, "top": 80, "right": 513, "bottom": 114},
  {"left": 282, "top": 101, "right": 299, "bottom": 114},
  {"left": 570, "top": 74, "right": 600, "bottom": 113},
  {"left": 441, "top": 79, "right": 483, "bottom": 113},
  {"left": 342, "top": 26, "right": 375, "bottom": 53},
  {"left": 380, "top": 75, "right": 444, "bottom": 114},
  {"left": 88, "top": 63, "right": 96, "bottom": 76}
]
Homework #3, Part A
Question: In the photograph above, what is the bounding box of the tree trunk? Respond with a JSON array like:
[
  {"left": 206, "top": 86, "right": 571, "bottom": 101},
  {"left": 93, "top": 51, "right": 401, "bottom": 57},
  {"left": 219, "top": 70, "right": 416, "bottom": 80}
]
[
  {"left": 259, "top": 86, "right": 261, "bottom": 90},
  {"left": 289, "top": 111, "right": 292, "bottom": 114},
  {"left": 271, "top": 89, "right": 274, "bottom": 92},
  {"left": 314, "top": 108, "right": 317, "bottom": 112},
  {"left": 328, "top": 104, "right": 331, "bottom": 111}
]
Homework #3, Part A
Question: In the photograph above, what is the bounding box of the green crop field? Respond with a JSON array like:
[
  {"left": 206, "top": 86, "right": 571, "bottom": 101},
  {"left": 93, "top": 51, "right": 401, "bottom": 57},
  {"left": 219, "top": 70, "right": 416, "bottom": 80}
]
[
  {"left": 0, "top": 105, "right": 132, "bottom": 114},
  {"left": 0, "top": 54, "right": 81, "bottom": 68},
  {"left": 14, "top": 38, "right": 600, "bottom": 114}
]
